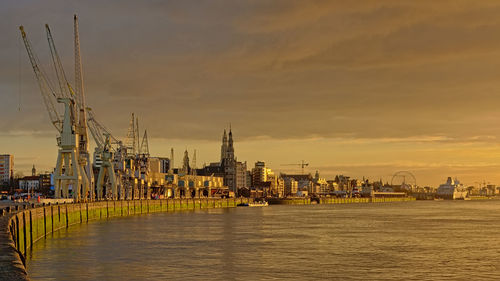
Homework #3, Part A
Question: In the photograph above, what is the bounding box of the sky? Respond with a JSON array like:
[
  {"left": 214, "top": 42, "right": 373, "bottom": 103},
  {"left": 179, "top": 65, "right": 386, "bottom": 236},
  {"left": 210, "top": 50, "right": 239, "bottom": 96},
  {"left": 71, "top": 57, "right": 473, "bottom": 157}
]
[{"left": 2, "top": 0, "right": 500, "bottom": 187}]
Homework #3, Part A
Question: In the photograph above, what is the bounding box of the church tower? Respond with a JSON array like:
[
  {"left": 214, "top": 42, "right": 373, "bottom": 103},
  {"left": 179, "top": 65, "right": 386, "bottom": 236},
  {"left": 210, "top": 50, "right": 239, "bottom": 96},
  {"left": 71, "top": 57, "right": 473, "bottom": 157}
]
[
  {"left": 32, "top": 164, "right": 36, "bottom": 176},
  {"left": 222, "top": 128, "right": 237, "bottom": 193}
]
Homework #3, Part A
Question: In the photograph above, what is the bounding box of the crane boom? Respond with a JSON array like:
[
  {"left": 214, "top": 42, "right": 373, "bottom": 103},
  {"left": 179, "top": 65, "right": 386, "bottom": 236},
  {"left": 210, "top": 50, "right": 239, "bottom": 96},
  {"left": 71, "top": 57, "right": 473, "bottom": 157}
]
[
  {"left": 88, "top": 118, "right": 105, "bottom": 149},
  {"left": 280, "top": 160, "right": 309, "bottom": 174},
  {"left": 19, "top": 26, "right": 62, "bottom": 132},
  {"left": 45, "top": 24, "right": 72, "bottom": 100},
  {"left": 87, "top": 108, "right": 121, "bottom": 150}
]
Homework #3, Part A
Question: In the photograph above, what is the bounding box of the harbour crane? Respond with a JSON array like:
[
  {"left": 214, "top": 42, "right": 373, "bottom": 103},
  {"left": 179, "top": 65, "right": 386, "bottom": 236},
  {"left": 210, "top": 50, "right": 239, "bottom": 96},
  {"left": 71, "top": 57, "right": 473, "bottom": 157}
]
[
  {"left": 87, "top": 108, "right": 122, "bottom": 200},
  {"left": 46, "top": 19, "right": 92, "bottom": 197},
  {"left": 21, "top": 15, "right": 154, "bottom": 201},
  {"left": 96, "top": 134, "right": 118, "bottom": 200},
  {"left": 20, "top": 20, "right": 90, "bottom": 201},
  {"left": 281, "top": 160, "right": 309, "bottom": 175}
]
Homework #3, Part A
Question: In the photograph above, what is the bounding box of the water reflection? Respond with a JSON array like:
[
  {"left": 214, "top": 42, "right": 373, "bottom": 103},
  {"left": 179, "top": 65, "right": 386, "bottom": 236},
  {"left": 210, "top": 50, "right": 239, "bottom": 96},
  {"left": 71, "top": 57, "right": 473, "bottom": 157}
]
[{"left": 28, "top": 201, "right": 500, "bottom": 280}]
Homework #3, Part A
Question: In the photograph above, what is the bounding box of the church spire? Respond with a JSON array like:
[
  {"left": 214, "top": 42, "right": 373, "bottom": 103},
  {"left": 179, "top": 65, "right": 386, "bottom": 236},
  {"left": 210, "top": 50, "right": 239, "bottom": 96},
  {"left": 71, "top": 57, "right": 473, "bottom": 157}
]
[
  {"left": 228, "top": 127, "right": 233, "bottom": 149},
  {"left": 221, "top": 129, "right": 228, "bottom": 162}
]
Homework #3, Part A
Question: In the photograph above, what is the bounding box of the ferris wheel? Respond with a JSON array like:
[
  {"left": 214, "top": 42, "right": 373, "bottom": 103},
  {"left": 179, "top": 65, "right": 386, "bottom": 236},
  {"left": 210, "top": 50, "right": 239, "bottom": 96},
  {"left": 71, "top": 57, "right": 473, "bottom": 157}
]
[{"left": 391, "top": 171, "right": 417, "bottom": 189}]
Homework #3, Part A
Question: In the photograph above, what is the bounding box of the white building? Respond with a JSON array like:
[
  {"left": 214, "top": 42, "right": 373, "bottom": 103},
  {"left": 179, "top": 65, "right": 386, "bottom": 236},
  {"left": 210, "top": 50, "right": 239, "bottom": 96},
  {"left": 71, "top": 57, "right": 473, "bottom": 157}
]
[{"left": 19, "top": 176, "right": 40, "bottom": 192}]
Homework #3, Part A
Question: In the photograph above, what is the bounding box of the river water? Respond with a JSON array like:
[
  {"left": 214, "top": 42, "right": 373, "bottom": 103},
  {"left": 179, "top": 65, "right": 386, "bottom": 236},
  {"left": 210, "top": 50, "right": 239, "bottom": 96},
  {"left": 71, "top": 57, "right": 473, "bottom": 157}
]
[{"left": 27, "top": 200, "right": 500, "bottom": 280}]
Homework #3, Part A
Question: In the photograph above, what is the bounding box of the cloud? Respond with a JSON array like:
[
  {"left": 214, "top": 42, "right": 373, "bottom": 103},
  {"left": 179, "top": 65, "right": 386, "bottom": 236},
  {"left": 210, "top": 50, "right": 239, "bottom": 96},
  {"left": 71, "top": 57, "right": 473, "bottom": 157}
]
[{"left": 3, "top": 1, "right": 500, "bottom": 186}]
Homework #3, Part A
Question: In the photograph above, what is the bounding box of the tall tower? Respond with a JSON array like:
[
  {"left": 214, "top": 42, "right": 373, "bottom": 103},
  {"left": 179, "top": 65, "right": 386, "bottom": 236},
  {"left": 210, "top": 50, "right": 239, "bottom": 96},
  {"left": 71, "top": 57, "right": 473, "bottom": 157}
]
[
  {"left": 191, "top": 149, "right": 197, "bottom": 176},
  {"left": 182, "top": 150, "right": 190, "bottom": 174},
  {"left": 169, "top": 148, "right": 174, "bottom": 174},
  {"left": 32, "top": 164, "right": 36, "bottom": 176},
  {"left": 223, "top": 127, "right": 236, "bottom": 193},
  {"left": 227, "top": 128, "right": 234, "bottom": 161},
  {"left": 220, "top": 129, "right": 227, "bottom": 162}
]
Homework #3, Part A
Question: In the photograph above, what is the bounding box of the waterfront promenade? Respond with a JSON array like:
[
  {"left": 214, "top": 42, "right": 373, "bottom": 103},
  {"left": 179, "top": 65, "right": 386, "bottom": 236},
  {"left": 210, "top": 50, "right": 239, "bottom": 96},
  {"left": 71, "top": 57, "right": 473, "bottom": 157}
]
[{"left": 0, "top": 196, "right": 414, "bottom": 280}]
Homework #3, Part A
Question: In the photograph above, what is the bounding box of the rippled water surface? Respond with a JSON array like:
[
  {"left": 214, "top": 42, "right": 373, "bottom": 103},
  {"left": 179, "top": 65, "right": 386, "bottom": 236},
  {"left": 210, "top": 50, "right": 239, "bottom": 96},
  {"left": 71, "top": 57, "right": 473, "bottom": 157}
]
[{"left": 27, "top": 200, "right": 500, "bottom": 280}]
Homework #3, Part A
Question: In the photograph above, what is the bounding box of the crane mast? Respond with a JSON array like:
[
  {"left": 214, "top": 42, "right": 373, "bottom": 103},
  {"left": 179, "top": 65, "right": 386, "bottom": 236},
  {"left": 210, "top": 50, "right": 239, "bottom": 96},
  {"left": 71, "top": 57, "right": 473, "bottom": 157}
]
[
  {"left": 140, "top": 130, "right": 150, "bottom": 156},
  {"left": 125, "top": 113, "right": 137, "bottom": 155},
  {"left": 73, "top": 15, "right": 93, "bottom": 199}
]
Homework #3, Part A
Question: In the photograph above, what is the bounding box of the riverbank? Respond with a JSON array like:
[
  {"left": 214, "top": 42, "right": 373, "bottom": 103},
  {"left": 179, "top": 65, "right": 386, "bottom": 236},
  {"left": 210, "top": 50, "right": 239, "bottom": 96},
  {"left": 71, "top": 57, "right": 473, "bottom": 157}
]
[{"left": 0, "top": 197, "right": 250, "bottom": 281}]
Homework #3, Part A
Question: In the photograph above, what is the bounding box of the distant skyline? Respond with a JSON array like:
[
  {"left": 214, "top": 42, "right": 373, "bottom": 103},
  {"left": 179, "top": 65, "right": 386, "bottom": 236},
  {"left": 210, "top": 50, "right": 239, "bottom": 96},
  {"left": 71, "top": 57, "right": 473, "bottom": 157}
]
[{"left": 2, "top": 1, "right": 500, "bottom": 186}]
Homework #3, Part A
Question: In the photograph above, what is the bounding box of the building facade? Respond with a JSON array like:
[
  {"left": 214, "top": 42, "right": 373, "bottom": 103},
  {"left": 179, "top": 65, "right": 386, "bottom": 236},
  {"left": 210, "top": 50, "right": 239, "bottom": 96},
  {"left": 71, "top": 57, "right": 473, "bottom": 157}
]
[
  {"left": 160, "top": 158, "right": 170, "bottom": 174},
  {"left": 252, "top": 161, "right": 268, "bottom": 185},
  {"left": 19, "top": 176, "right": 40, "bottom": 192},
  {"left": 0, "top": 154, "right": 13, "bottom": 186},
  {"left": 284, "top": 177, "right": 298, "bottom": 196}
]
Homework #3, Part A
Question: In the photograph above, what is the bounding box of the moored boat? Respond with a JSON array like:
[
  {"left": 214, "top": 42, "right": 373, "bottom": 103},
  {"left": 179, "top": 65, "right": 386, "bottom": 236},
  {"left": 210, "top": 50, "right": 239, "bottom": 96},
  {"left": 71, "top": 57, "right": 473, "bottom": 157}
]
[
  {"left": 435, "top": 177, "right": 468, "bottom": 200},
  {"left": 249, "top": 201, "right": 268, "bottom": 207}
]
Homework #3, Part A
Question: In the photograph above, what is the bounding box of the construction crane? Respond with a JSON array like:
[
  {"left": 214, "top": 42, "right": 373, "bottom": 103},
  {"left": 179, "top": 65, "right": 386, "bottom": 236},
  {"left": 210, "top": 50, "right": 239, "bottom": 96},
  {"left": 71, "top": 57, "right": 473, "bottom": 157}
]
[
  {"left": 20, "top": 21, "right": 90, "bottom": 201},
  {"left": 281, "top": 160, "right": 309, "bottom": 175}
]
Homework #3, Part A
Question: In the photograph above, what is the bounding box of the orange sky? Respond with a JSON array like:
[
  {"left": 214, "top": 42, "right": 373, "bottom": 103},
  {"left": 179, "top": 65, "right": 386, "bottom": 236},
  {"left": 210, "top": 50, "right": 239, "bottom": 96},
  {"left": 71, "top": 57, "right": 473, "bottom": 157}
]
[{"left": 2, "top": 1, "right": 500, "bottom": 187}]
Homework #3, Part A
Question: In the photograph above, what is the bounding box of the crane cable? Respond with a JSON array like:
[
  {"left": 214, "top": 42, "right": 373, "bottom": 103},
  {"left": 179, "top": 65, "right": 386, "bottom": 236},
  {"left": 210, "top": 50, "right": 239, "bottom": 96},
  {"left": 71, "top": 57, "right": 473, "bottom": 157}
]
[{"left": 18, "top": 33, "right": 22, "bottom": 112}]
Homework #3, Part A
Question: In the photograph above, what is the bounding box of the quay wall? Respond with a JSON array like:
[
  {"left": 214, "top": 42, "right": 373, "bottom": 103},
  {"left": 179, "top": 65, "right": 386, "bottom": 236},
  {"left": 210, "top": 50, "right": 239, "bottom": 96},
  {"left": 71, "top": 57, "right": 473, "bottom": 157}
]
[
  {"left": 268, "top": 196, "right": 416, "bottom": 205},
  {"left": 0, "top": 197, "right": 250, "bottom": 281}
]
